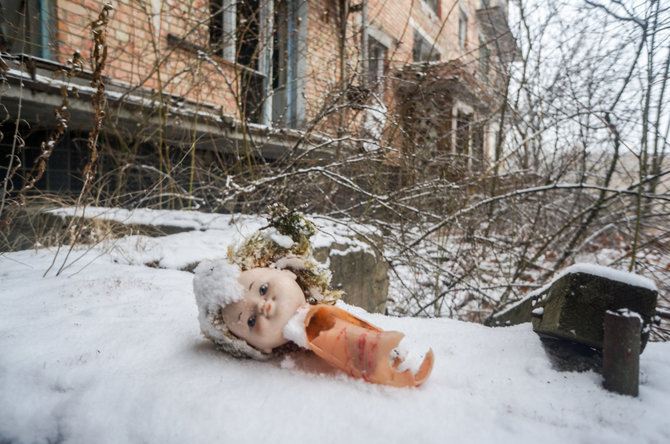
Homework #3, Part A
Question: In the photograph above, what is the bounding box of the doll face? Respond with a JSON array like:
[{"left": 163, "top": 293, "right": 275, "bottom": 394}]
[{"left": 222, "top": 267, "right": 306, "bottom": 353}]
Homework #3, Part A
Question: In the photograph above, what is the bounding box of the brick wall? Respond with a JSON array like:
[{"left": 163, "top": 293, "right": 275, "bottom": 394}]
[
  {"left": 54, "top": 0, "right": 242, "bottom": 115},
  {"left": 50, "top": 0, "right": 495, "bottom": 133}
]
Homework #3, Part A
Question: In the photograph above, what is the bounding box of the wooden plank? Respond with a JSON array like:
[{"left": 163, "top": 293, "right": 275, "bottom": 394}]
[{"left": 602, "top": 309, "right": 641, "bottom": 397}]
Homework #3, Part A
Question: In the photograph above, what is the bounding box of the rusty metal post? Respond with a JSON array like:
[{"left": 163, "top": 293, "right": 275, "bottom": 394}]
[{"left": 602, "top": 310, "right": 641, "bottom": 397}]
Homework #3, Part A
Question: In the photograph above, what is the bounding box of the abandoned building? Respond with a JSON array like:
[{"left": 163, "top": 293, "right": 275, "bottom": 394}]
[{"left": 0, "top": 0, "right": 518, "bottom": 199}]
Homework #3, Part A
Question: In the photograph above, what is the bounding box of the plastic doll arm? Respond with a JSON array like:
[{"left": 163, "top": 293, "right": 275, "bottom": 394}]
[{"left": 302, "top": 305, "right": 434, "bottom": 388}]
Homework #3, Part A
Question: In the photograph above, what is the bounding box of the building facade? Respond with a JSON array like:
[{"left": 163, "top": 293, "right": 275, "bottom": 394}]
[{"left": 1, "top": 0, "right": 517, "bottom": 194}]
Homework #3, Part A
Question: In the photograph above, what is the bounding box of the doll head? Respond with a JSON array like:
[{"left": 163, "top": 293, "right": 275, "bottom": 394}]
[
  {"left": 193, "top": 206, "right": 341, "bottom": 359},
  {"left": 194, "top": 262, "right": 307, "bottom": 357},
  {"left": 222, "top": 267, "right": 307, "bottom": 353}
]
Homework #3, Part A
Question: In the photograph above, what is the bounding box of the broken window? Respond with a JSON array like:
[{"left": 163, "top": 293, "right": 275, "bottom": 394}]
[
  {"left": 208, "top": 0, "right": 306, "bottom": 128},
  {"left": 208, "top": 0, "right": 263, "bottom": 123},
  {"left": 0, "top": 0, "right": 54, "bottom": 58},
  {"left": 236, "top": 0, "right": 264, "bottom": 123}
]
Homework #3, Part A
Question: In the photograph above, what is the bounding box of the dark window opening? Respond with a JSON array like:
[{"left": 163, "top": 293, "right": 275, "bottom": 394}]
[
  {"left": 471, "top": 125, "right": 485, "bottom": 170},
  {"left": 0, "top": 0, "right": 54, "bottom": 58},
  {"left": 236, "top": 0, "right": 260, "bottom": 69},
  {"left": 271, "top": 0, "right": 301, "bottom": 128},
  {"left": 413, "top": 29, "right": 439, "bottom": 62},
  {"left": 209, "top": 0, "right": 264, "bottom": 123},
  {"left": 0, "top": 129, "right": 88, "bottom": 195},
  {"left": 208, "top": 0, "right": 305, "bottom": 127},
  {"left": 456, "top": 112, "right": 472, "bottom": 155},
  {"left": 209, "top": 1, "right": 225, "bottom": 53}
]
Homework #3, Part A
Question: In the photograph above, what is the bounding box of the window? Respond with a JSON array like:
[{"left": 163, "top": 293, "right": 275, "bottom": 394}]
[
  {"left": 210, "top": 0, "right": 264, "bottom": 122},
  {"left": 209, "top": 1, "right": 306, "bottom": 128},
  {"left": 367, "top": 37, "right": 387, "bottom": 94},
  {"left": 236, "top": 0, "right": 261, "bottom": 69},
  {"left": 413, "top": 29, "right": 440, "bottom": 62},
  {"left": 471, "top": 126, "right": 485, "bottom": 170},
  {"left": 458, "top": 7, "right": 468, "bottom": 50},
  {"left": 0, "top": 130, "right": 87, "bottom": 194},
  {"left": 479, "top": 37, "right": 490, "bottom": 84},
  {"left": 456, "top": 111, "right": 472, "bottom": 155},
  {"left": 210, "top": 0, "right": 258, "bottom": 66},
  {"left": 209, "top": 1, "right": 227, "bottom": 57},
  {"left": 271, "top": 0, "right": 305, "bottom": 128},
  {"left": 453, "top": 109, "right": 486, "bottom": 171},
  {"left": 0, "top": 0, "right": 54, "bottom": 58},
  {"left": 423, "top": 0, "right": 439, "bottom": 15}
]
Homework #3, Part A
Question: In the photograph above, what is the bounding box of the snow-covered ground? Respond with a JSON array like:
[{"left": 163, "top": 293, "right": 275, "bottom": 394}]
[{"left": 1, "top": 211, "right": 669, "bottom": 443}]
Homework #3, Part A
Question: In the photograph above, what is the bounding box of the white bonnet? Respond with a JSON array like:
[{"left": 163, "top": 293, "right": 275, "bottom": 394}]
[{"left": 193, "top": 259, "right": 270, "bottom": 360}]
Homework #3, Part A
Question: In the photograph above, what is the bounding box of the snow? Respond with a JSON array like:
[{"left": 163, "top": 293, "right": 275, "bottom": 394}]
[
  {"left": 328, "top": 244, "right": 371, "bottom": 257},
  {"left": 309, "top": 216, "right": 377, "bottom": 254},
  {"left": 283, "top": 305, "right": 310, "bottom": 348},
  {"left": 193, "top": 259, "right": 243, "bottom": 310},
  {"left": 47, "top": 206, "right": 260, "bottom": 232},
  {"left": 362, "top": 99, "right": 387, "bottom": 152},
  {"left": 607, "top": 308, "right": 644, "bottom": 322},
  {"left": 46, "top": 207, "right": 375, "bottom": 257},
  {"left": 1, "top": 213, "right": 670, "bottom": 443},
  {"left": 562, "top": 263, "right": 658, "bottom": 291},
  {"left": 263, "top": 227, "right": 295, "bottom": 249},
  {"left": 491, "top": 262, "right": 657, "bottom": 322},
  {"left": 391, "top": 335, "right": 432, "bottom": 375}
]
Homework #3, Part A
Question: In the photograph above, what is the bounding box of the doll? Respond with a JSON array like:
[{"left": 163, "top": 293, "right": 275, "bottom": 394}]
[{"left": 193, "top": 206, "right": 434, "bottom": 388}]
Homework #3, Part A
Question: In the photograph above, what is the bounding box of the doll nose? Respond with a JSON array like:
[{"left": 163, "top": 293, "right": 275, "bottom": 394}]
[{"left": 259, "top": 299, "right": 274, "bottom": 317}]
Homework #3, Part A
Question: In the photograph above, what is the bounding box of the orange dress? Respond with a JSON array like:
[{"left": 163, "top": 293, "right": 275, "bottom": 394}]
[{"left": 302, "top": 305, "right": 434, "bottom": 388}]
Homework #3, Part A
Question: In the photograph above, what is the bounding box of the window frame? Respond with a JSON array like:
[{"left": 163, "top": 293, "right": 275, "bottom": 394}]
[
  {"left": 0, "top": 0, "right": 54, "bottom": 59},
  {"left": 208, "top": 0, "right": 307, "bottom": 128},
  {"left": 413, "top": 28, "right": 440, "bottom": 62},
  {"left": 458, "top": 6, "right": 468, "bottom": 50},
  {"left": 367, "top": 36, "right": 388, "bottom": 95},
  {"left": 209, "top": 0, "right": 238, "bottom": 62},
  {"left": 423, "top": 0, "right": 440, "bottom": 16}
]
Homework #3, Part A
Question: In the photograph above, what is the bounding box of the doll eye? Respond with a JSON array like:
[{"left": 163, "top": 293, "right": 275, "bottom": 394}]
[
  {"left": 259, "top": 284, "right": 268, "bottom": 296},
  {"left": 247, "top": 316, "right": 256, "bottom": 329}
]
